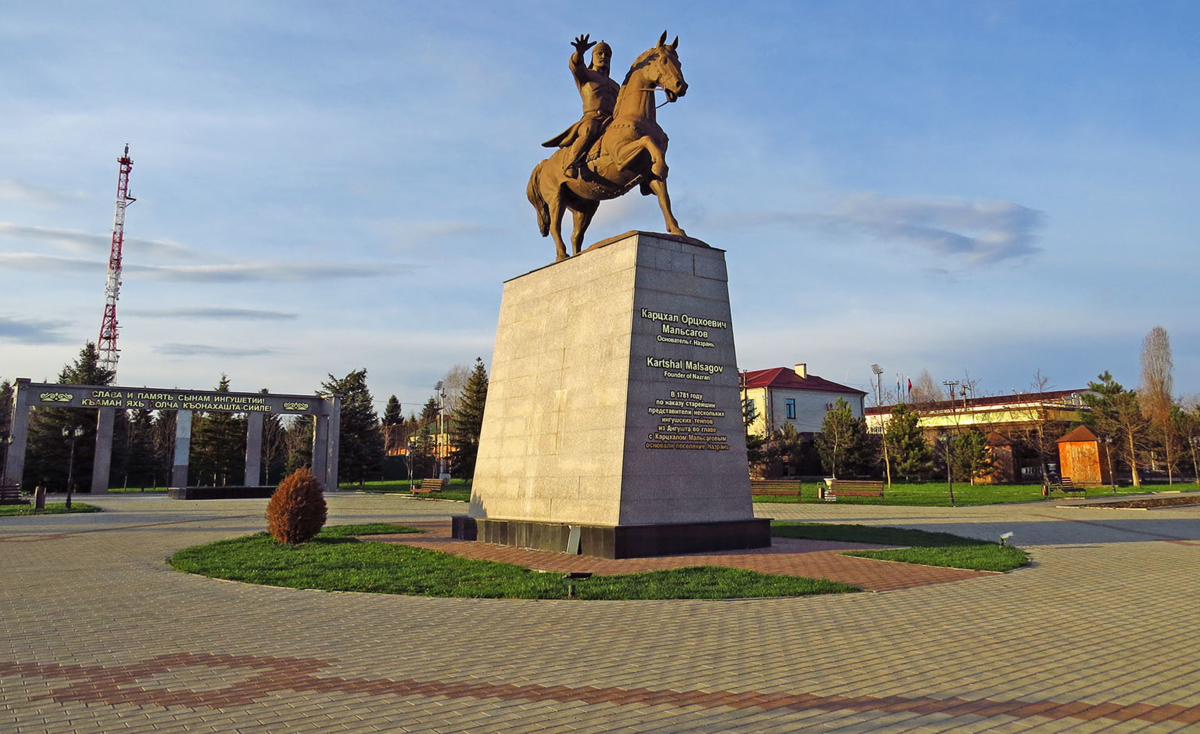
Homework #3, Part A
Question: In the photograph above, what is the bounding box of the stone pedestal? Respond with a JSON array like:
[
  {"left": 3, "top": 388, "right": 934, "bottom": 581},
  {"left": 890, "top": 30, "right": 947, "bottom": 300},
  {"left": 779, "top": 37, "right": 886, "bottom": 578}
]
[{"left": 455, "top": 231, "right": 769, "bottom": 558}]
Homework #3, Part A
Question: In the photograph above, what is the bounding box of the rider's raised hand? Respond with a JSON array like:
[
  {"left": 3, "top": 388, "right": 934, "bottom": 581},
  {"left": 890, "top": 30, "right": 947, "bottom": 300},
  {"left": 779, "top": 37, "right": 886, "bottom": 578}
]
[{"left": 572, "top": 34, "right": 595, "bottom": 54}]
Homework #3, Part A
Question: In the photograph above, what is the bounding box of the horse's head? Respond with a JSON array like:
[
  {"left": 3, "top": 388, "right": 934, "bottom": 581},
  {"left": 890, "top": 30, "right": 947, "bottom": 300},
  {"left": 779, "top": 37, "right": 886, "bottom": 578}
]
[{"left": 625, "top": 31, "right": 688, "bottom": 102}]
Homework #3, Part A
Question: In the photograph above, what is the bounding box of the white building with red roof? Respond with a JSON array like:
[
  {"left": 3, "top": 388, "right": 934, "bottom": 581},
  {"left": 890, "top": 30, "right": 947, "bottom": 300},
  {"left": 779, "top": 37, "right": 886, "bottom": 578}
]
[{"left": 740, "top": 363, "right": 867, "bottom": 437}]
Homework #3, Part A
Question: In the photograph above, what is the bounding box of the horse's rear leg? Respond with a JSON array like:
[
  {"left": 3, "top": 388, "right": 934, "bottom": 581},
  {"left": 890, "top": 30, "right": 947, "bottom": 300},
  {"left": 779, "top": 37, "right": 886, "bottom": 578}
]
[
  {"left": 648, "top": 179, "right": 686, "bottom": 237},
  {"left": 570, "top": 201, "right": 599, "bottom": 255}
]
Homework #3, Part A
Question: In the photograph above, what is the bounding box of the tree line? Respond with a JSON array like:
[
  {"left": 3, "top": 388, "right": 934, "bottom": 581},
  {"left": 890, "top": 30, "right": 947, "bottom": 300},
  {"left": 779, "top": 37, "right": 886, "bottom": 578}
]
[
  {"left": 746, "top": 327, "right": 1199, "bottom": 486},
  {"left": 2, "top": 344, "right": 491, "bottom": 491}
]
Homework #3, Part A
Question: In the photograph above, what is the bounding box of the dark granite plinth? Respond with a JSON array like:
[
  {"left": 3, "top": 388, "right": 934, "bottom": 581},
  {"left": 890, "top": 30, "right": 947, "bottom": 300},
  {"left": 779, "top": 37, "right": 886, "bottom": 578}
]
[
  {"left": 451, "top": 516, "right": 771, "bottom": 559},
  {"left": 167, "top": 486, "right": 278, "bottom": 500}
]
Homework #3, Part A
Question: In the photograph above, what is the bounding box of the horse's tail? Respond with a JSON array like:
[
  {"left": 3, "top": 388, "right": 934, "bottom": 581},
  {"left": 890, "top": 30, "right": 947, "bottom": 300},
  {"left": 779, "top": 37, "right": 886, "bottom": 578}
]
[{"left": 527, "top": 161, "right": 550, "bottom": 238}]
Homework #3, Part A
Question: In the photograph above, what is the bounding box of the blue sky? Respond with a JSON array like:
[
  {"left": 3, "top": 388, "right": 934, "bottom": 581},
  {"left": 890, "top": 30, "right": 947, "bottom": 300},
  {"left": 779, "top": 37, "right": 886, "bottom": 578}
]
[{"left": 1, "top": 1, "right": 1196, "bottom": 412}]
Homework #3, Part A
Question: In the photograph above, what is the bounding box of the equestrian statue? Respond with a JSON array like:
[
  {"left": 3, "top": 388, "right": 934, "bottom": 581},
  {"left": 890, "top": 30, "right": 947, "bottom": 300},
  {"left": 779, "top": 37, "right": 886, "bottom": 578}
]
[{"left": 528, "top": 31, "right": 689, "bottom": 263}]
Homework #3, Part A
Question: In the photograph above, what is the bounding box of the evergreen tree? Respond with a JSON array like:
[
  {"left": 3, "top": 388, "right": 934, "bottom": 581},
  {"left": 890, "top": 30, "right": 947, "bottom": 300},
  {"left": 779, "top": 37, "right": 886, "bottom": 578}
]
[
  {"left": 383, "top": 395, "right": 403, "bottom": 426},
  {"left": 420, "top": 396, "right": 440, "bottom": 425},
  {"left": 410, "top": 423, "right": 437, "bottom": 479},
  {"left": 284, "top": 415, "right": 314, "bottom": 474},
  {"left": 322, "top": 368, "right": 385, "bottom": 486},
  {"left": 449, "top": 358, "right": 489, "bottom": 478},
  {"left": 815, "top": 398, "right": 871, "bottom": 478},
  {"left": 260, "top": 404, "right": 288, "bottom": 485},
  {"left": 884, "top": 403, "right": 933, "bottom": 481},
  {"left": 763, "top": 423, "right": 807, "bottom": 476},
  {"left": 950, "top": 429, "right": 995, "bottom": 485},
  {"left": 122, "top": 408, "right": 158, "bottom": 488},
  {"left": 150, "top": 410, "right": 177, "bottom": 487},
  {"left": 24, "top": 343, "right": 115, "bottom": 490},
  {"left": 1082, "top": 372, "right": 1148, "bottom": 486},
  {"left": 190, "top": 375, "right": 247, "bottom": 486},
  {"left": 0, "top": 379, "right": 12, "bottom": 480},
  {"left": 0, "top": 379, "right": 12, "bottom": 436}
]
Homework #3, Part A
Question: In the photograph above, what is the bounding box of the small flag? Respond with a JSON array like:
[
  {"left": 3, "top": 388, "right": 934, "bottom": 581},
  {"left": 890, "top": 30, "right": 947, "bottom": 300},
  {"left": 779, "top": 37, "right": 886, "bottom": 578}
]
[{"left": 907, "top": 378, "right": 912, "bottom": 395}]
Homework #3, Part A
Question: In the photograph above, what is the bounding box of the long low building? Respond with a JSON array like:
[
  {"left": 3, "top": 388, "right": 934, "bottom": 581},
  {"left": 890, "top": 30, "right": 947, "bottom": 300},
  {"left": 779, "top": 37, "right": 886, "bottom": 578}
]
[{"left": 864, "top": 389, "right": 1090, "bottom": 434}]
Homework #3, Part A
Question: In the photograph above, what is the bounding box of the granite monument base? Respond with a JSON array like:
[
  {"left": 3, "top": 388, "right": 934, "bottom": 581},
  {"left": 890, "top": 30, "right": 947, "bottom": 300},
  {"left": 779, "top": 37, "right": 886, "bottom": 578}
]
[
  {"left": 457, "top": 231, "right": 769, "bottom": 559},
  {"left": 452, "top": 516, "right": 770, "bottom": 560}
]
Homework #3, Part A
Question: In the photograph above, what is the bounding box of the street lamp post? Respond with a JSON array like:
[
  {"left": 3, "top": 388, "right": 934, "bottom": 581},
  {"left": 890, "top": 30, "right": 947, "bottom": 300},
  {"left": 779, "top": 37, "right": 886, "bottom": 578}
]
[
  {"left": 62, "top": 426, "right": 84, "bottom": 509},
  {"left": 406, "top": 436, "right": 417, "bottom": 492},
  {"left": 1103, "top": 435, "right": 1116, "bottom": 492},
  {"left": 435, "top": 381, "right": 446, "bottom": 479},
  {"left": 939, "top": 433, "right": 955, "bottom": 506}
]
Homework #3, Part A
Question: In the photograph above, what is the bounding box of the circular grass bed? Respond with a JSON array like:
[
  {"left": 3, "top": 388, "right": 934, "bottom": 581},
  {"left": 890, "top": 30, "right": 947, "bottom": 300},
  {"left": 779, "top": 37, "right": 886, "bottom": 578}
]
[{"left": 168, "top": 524, "right": 858, "bottom": 600}]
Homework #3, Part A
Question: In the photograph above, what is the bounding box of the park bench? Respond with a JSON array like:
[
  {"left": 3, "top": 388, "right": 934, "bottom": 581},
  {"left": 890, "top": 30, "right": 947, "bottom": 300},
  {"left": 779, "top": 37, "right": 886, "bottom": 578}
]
[
  {"left": 823, "top": 479, "right": 884, "bottom": 502},
  {"left": 750, "top": 479, "right": 801, "bottom": 498},
  {"left": 0, "top": 483, "right": 29, "bottom": 506},
  {"left": 411, "top": 477, "right": 446, "bottom": 496},
  {"left": 1048, "top": 476, "right": 1086, "bottom": 496}
]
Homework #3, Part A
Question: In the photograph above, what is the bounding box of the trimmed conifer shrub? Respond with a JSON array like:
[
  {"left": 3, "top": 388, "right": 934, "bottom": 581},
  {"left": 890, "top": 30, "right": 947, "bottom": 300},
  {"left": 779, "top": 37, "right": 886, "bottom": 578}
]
[{"left": 266, "top": 467, "right": 327, "bottom": 545}]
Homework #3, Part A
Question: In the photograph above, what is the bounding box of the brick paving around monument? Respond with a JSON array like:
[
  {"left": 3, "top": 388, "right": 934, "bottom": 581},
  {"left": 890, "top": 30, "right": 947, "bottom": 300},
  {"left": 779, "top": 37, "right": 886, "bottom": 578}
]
[
  {"left": 373, "top": 520, "right": 990, "bottom": 591},
  {"left": 3, "top": 492, "right": 1200, "bottom": 733}
]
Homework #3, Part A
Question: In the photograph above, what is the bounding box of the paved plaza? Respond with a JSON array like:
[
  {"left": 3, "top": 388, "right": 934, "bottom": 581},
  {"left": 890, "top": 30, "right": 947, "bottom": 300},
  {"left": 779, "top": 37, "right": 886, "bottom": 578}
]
[{"left": 2, "top": 493, "right": 1199, "bottom": 733}]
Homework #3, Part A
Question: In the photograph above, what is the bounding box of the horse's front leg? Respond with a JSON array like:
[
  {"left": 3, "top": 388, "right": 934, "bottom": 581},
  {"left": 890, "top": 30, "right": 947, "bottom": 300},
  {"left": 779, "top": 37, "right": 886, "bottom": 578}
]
[
  {"left": 546, "top": 184, "right": 569, "bottom": 262},
  {"left": 614, "top": 137, "right": 668, "bottom": 180},
  {"left": 648, "top": 179, "right": 686, "bottom": 237}
]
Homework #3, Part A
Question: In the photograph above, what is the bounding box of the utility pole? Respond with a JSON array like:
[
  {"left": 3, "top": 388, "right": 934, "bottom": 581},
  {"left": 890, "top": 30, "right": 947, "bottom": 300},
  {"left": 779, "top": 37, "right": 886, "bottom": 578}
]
[{"left": 98, "top": 145, "right": 136, "bottom": 375}]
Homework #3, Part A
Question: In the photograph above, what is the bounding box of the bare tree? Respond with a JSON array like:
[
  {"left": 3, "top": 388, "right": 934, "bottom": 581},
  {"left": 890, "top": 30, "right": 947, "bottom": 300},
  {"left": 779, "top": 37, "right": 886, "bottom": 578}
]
[
  {"left": 909, "top": 369, "right": 944, "bottom": 405},
  {"left": 1015, "top": 370, "right": 1069, "bottom": 482},
  {"left": 440, "top": 364, "right": 472, "bottom": 415},
  {"left": 1140, "top": 326, "right": 1178, "bottom": 483}
]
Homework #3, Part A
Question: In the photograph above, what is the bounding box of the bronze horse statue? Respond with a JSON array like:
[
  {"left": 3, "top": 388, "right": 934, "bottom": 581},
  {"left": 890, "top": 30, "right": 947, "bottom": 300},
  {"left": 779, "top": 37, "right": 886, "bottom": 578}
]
[{"left": 528, "top": 32, "right": 689, "bottom": 262}]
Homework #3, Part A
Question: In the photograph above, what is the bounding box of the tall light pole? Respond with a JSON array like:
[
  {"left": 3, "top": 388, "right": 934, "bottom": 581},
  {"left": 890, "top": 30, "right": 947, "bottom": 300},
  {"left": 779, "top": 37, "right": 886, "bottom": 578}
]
[
  {"left": 872, "top": 364, "right": 891, "bottom": 487},
  {"left": 435, "top": 381, "right": 446, "bottom": 478},
  {"left": 62, "top": 425, "right": 84, "bottom": 509}
]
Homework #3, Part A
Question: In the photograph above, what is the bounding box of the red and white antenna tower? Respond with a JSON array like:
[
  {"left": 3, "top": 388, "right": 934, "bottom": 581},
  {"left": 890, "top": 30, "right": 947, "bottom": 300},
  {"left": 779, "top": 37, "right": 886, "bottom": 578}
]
[{"left": 97, "top": 144, "right": 135, "bottom": 374}]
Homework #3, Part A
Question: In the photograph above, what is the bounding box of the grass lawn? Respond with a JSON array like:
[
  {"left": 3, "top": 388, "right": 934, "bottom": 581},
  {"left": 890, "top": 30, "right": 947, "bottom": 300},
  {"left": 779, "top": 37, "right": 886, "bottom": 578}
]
[
  {"left": 771, "top": 522, "right": 1030, "bottom": 572},
  {"left": 169, "top": 523, "right": 857, "bottom": 600},
  {"left": 753, "top": 481, "right": 1200, "bottom": 507},
  {"left": 168, "top": 520, "right": 1030, "bottom": 598},
  {"left": 344, "top": 479, "right": 472, "bottom": 502},
  {"left": 0, "top": 502, "right": 102, "bottom": 516}
]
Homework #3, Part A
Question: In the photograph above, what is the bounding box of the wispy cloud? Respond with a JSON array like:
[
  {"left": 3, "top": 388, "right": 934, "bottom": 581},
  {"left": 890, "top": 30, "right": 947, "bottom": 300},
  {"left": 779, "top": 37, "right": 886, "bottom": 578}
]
[
  {"left": 0, "top": 315, "right": 73, "bottom": 344},
  {"left": 126, "top": 261, "right": 409, "bottom": 283},
  {"left": 729, "top": 193, "right": 1045, "bottom": 265},
  {"left": 0, "top": 180, "right": 85, "bottom": 208},
  {"left": 0, "top": 253, "right": 103, "bottom": 274},
  {"left": 0, "top": 253, "right": 409, "bottom": 282},
  {"left": 128, "top": 307, "right": 299, "bottom": 321},
  {"left": 0, "top": 221, "right": 195, "bottom": 259},
  {"left": 156, "top": 344, "right": 281, "bottom": 357},
  {"left": 384, "top": 219, "right": 502, "bottom": 250}
]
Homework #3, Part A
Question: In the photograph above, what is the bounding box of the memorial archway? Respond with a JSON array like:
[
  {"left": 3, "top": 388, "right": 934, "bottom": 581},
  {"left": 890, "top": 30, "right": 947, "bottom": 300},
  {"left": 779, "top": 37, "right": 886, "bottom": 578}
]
[{"left": 3, "top": 379, "right": 340, "bottom": 493}]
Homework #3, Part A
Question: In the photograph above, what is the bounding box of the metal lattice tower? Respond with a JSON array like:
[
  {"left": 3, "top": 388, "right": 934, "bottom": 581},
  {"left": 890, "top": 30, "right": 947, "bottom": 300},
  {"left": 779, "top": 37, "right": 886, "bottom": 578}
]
[{"left": 97, "top": 144, "right": 135, "bottom": 374}]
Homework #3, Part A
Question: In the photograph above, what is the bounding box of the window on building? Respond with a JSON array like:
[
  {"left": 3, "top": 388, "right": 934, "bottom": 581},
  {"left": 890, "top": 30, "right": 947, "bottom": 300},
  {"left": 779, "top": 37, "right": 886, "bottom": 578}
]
[{"left": 785, "top": 398, "right": 796, "bottom": 420}]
